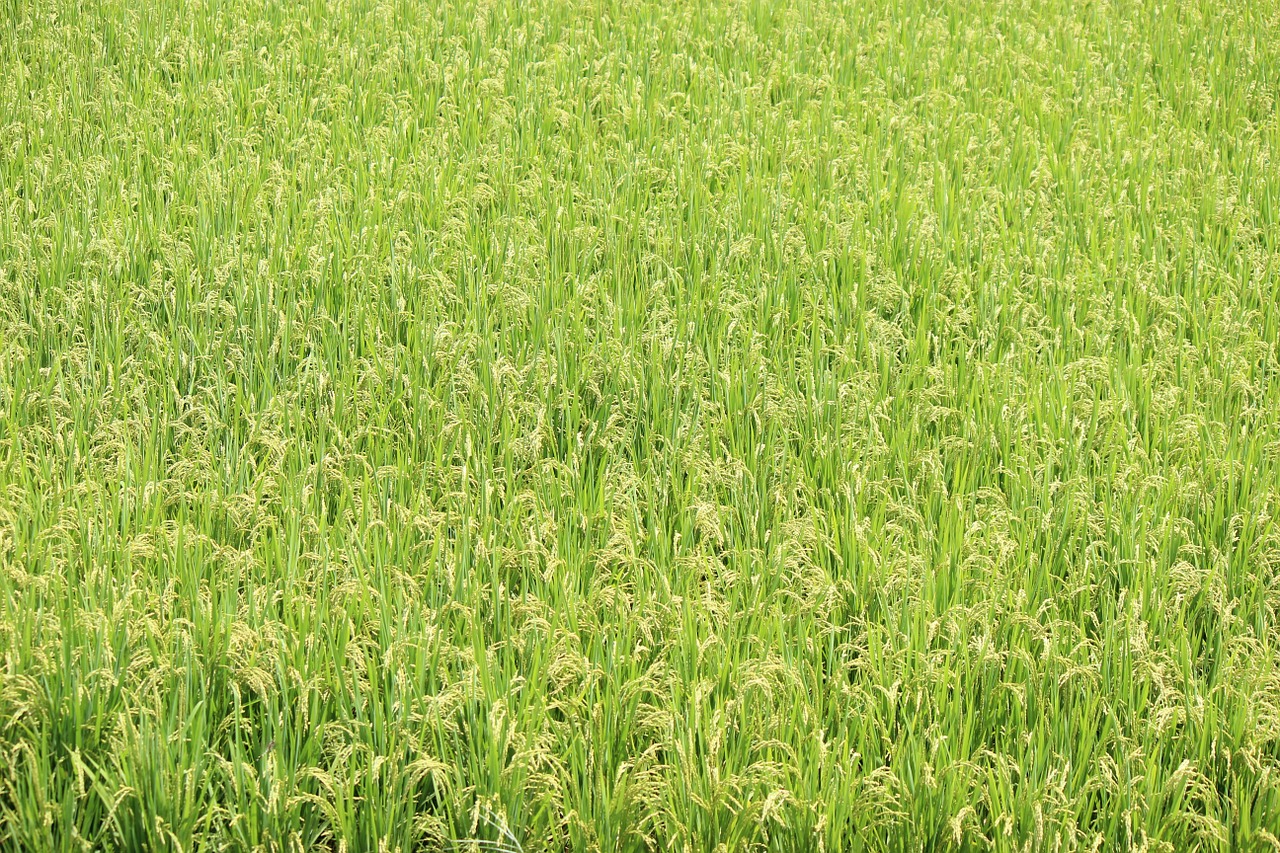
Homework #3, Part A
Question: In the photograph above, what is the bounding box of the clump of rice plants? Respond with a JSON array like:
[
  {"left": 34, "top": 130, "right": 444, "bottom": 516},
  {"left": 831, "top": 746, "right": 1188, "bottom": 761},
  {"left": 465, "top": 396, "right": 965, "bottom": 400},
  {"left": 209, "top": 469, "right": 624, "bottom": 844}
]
[{"left": 2, "top": 0, "right": 1279, "bottom": 849}]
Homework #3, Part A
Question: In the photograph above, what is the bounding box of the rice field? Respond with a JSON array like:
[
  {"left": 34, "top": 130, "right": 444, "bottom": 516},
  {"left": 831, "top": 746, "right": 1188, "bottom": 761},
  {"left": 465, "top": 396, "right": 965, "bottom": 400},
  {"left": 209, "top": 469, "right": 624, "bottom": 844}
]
[{"left": 2, "top": 0, "right": 1280, "bottom": 849}]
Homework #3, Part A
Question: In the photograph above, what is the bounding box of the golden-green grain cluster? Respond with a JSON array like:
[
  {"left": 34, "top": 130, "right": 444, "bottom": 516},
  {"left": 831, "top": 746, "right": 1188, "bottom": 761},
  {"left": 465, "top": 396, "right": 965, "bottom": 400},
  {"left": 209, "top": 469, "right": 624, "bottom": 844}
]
[{"left": 2, "top": 0, "right": 1280, "bottom": 849}]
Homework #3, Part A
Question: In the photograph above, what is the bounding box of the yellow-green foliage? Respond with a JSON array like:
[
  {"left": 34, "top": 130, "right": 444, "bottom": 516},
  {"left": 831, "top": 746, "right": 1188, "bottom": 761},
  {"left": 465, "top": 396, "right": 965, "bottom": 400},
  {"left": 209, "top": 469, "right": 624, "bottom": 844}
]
[{"left": 3, "top": 0, "right": 1280, "bottom": 849}]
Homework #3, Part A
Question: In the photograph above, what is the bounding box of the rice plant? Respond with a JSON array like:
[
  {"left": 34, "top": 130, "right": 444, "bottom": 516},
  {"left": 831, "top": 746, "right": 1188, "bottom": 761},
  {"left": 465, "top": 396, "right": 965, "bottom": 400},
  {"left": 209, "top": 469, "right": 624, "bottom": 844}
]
[{"left": 2, "top": 0, "right": 1279, "bottom": 849}]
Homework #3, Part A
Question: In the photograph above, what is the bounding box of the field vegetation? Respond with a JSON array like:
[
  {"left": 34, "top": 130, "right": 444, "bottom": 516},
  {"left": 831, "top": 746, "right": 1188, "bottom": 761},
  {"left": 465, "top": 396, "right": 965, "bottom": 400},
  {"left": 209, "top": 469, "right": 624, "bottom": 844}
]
[{"left": 3, "top": 0, "right": 1280, "bottom": 849}]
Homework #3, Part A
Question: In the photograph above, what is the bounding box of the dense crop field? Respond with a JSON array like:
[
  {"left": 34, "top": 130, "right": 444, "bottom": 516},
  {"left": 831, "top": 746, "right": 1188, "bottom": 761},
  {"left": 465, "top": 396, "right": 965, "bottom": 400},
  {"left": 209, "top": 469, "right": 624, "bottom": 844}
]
[{"left": 3, "top": 0, "right": 1280, "bottom": 849}]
